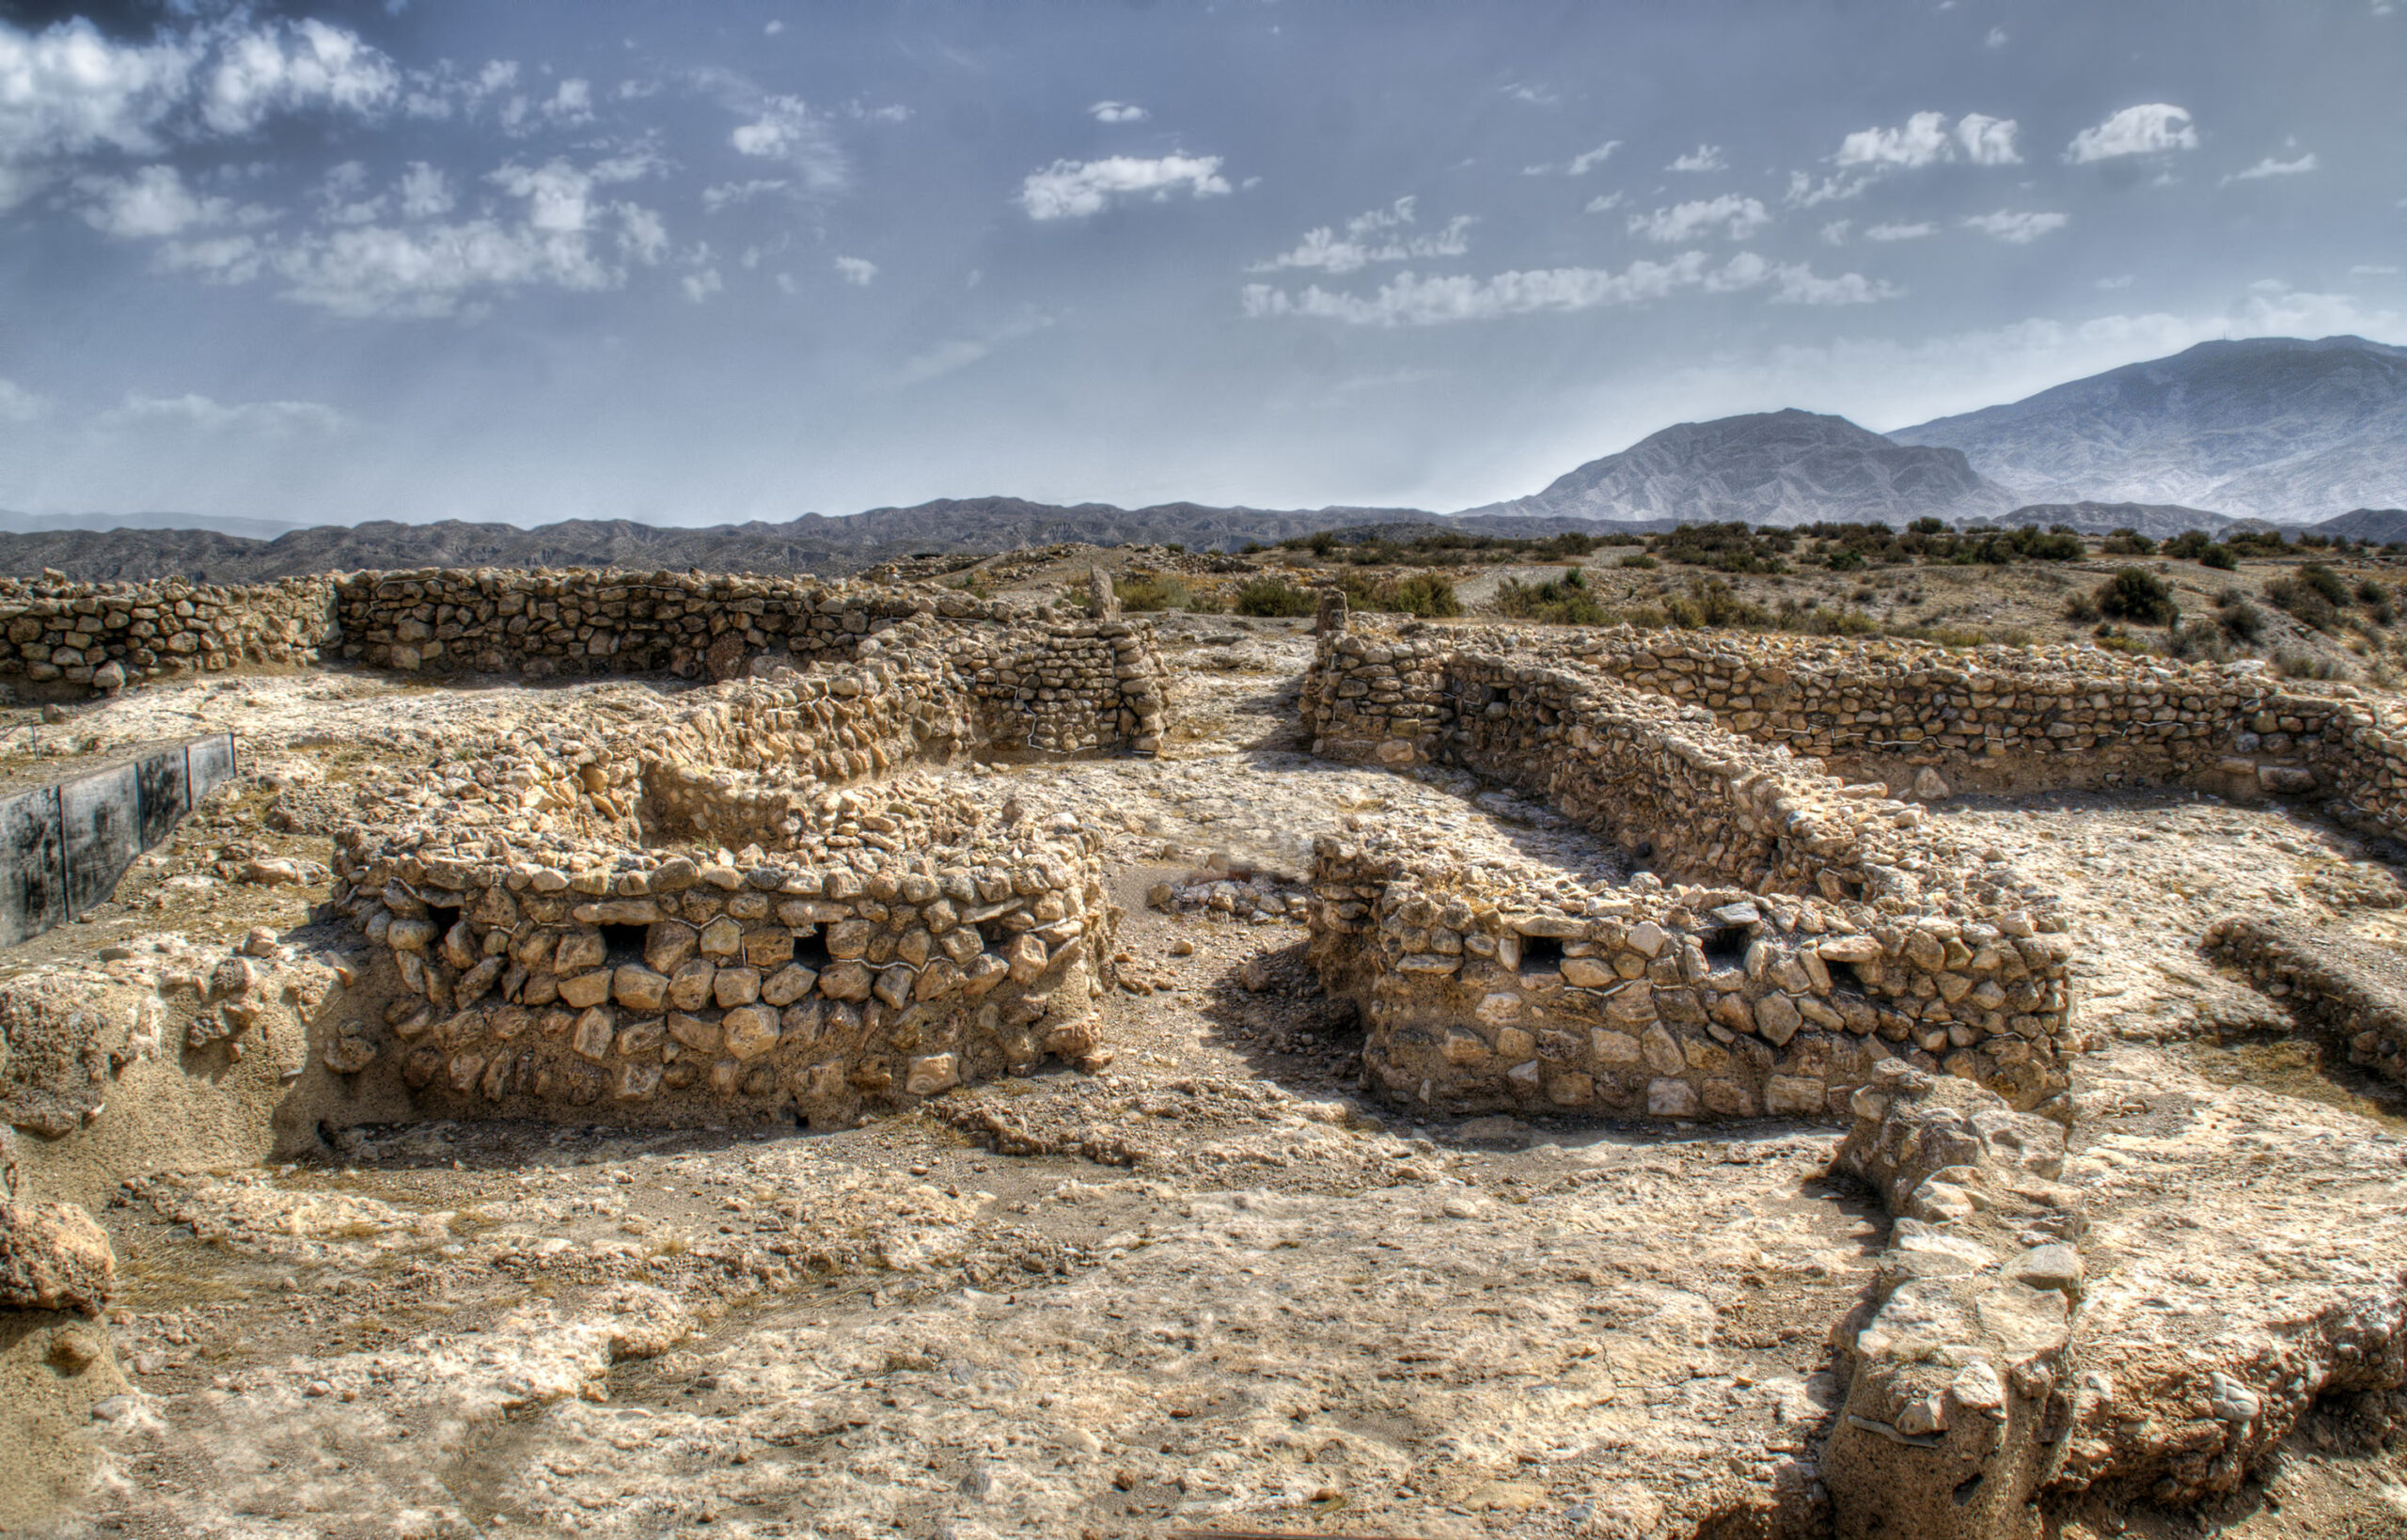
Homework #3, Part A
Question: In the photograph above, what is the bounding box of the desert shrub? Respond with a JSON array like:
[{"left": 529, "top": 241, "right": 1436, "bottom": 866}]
[
  {"left": 1113, "top": 573, "right": 1189, "bottom": 612},
  {"left": 1233, "top": 575, "right": 1316, "bottom": 617},
  {"left": 2101, "top": 527, "right": 2157, "bottom": 556},
  {"left": 2358, "top": 577, "right": 2391, "bottom": 605},
  {"left": 1617, "top": 553, "right": 1659, "bottom": 570},
  {"left": 1824, "top": 547, "right": 1868, "bottom": 571},
  {"left": 2063, "top": 592, "right": 2102, "bottom": 623},
  {"left": 2200, "top": 543, "right": 2237, "bottom": 570},
  {"left": 2266, "top": 575, "right": 2338, "bottom": 630},
  {"left": 1338, "top": 570, "right": 1461, "bottom": 619},
  {"left": 2163, "top": 530, "right": 2212, "bottom": 560},
  {"left": 2094, "top": 566, "right": 2179, "bottom": 626},
  {"left": 2275, "top": 647, "right": 2352, "bottom": 681},
  {"left": 1663, "top": 577, "right": 1770, "bottom": 630},
  {"left": 1656, "top": 521, "right": 1789, "bottom": 574},
  {"left": 1496, "top": 566, "right": 1613, "bottom": 625},
  {"left": 2168, "top": 619, "right": 2231, "bottom": 663},
  {"left": 2300, "top": 562, "right": 2352, "bottom": 605},
  {"left": 2216, "top": 592, "right": 2266, "bottom": 642}
]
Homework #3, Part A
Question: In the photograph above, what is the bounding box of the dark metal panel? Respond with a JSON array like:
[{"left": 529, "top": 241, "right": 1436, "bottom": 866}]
[
  {"left": 135, "top": 746, "right": 190, "bottom": 848},
  {"left": 0, "top": 786, "right": 65, "bottom": 946},
  {"left": 186, "top": 732, "right": 236, "bottom": 806},
  {"left": 60, "top": 762, "right": 140, "bottom": 919}
]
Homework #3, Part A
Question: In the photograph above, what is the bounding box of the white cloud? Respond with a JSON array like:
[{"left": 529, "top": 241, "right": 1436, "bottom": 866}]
[
  {"left": 895, "top": 312, "right": 1055, "bottom": 387},
  {"left": 1017, "top": 153, "right": 1231, "bottom": 219},
  {"left": 0, "top": 378, "right": 46, "bottom": 422},
  {"left": 764, "top": 20, "right": 785, "bottom": 35},
  {"left": 1962, "top": 209, "right": 2069, "bottom": 243},
  {"left": 2097, "top": 274, "right": 2135, "bottom": 290},
  {"left": 834, "top": 255, "right": 877, "bottom": 286},
  {"left": 681, "top": 268, "right": 722, "bottom": 304},
  {"left": 1834, "top": 110, "right": 2021, "bottom": 169},
  {"left": 1785, "top": 170, "right": 1870, "bottom": 207},
  {"left": 1089, "top": 101, "right": 1148, "bottom": 123},
  {"left": 398, "top": 162, "right": 452, "bottom": 219},
  {"left": 1864, "top": 220, "right": 1936, "bottom": 242},
  {"left": 728, "top": 94, "right": 846, "bottom": 191},
  {"left": 1583, "top": 191, "right": 1624, "bottom": 213},
  {"left": 98, "top": 391, "right": 346, "bottom": 435},
  {"left": 701, "top": 179, "right": 787, "bottom": 212},
  {"left": 1238, "top": 252, "right": 1894, "bottom": 326},
  {"left": 197, "top": 19, "right": 399, "bottom": 135},
  {"left": 2352, "top": 264, "right": 2400, "bottom": 277},
  {"left": 2225, "top": 151, "right": 2318, "bottom": 182},
  {"left": 1502, "top": 83, "right": 1557, "bottom": 106},
  {"left": 1985, "top": 25, "right": 2008, "bottom": 47},
  {"left": 2066, "top": 103, "right": 2198, "bottom": 163},
  {"left": 1566, "top": 139, "right": 1621, "bottom": 176},
  {"left": 1249, "top": 196, "right": 1472, "bottom": 274},
  {"left": 0, "top": 14, "right": 397, "bottom": 208},
  {"left": 1665, "top": 144, "right": 1725, "bottom": 173},
  {"left": 1820, "top": 218, "right": 1851, "bottom": 244},
  {"left": 72, "top": 164, "right": 242, "bottom": 239},
  {"left": 1627, "top": 194, "right": 1770, "bottom": 243},
  {"left": 542, "top": 78, "right": 593, "bottom": 127}
]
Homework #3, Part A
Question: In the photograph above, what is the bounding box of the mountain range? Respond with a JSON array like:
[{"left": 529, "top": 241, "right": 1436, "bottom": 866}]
[{"left": 4, "top": 334, "right": 2403, "bottom": 579}]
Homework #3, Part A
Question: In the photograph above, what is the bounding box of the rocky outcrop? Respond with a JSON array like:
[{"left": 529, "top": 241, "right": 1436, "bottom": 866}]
[{"left": 0, "top": 1199, "right": 115, "bottom": 1315}]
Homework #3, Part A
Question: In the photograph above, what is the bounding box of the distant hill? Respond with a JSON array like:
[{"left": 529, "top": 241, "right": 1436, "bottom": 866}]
[
  {"left": 1890, "top": 335, "right": 2407, "bottom": 523},
  {"left": 1456, "top": 409, "right": 2017, "bottom": 528},
  {"left": 0, "top": 498, "right": 1444, "bottom": 583},
  {"left": 2305, "top": 508, "right": 2407, "bottom": 545}
]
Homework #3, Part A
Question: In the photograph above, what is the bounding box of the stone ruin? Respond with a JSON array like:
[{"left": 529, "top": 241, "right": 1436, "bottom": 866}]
[{"left": 327, "top": 593, "right": 1166, "bottom": 1127}]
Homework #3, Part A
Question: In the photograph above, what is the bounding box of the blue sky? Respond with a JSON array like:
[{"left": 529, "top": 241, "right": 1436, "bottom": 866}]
[{"left": 0, "top": 0, "right": 2401, "bottom": 526}]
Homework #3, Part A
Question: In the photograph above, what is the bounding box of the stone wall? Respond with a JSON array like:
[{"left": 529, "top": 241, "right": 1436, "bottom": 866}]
[
  {"left": 0, "top": 575, "right": 335, "bottom": 688},
  {"left": 327, "top": 620, "right": 1139, "bottom": 1127},
  {"left": 332, "top": 567, "right": 1168, "bottom": 755},
  {"left": 2201, "top": 915, "right": 2407, "bottom": 1085},
  {"left": 1302, "top": 618, "right": 2077, "bottom": 1122},
  {"left": 1305, "top": 616, "right": 2407, "bottom": 838}
]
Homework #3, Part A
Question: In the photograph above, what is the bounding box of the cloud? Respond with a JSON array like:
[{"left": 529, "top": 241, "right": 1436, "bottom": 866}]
[
  {"left": 894, "top": 312, "right": 1055, "bottom": 386},
  {"left": 1088, "top": 101, "right": 1148, "bottom": 123},
  {"left": 1785, "top": 170, "right": 1870, "bottom": 208},
  {"left": 1528, "top": 139, "right": 1622, "bottom": 176},
  {"left": 1864, "top": 221, "right": 1937, "bottom": 242},
  {"left": 0, "top": 13, "right": 398, "bottom": 208},
  {"left": 1962, "top": 209, "right": 2069, "bottom": 243},
  {"left": 681, "top": 267, "right": 722, "bottom": 304},
  {"left": 1820, "top": 218, "right": 1851, "bottom": 244},
  {"left": 1016, "top": 153, "right": 1231, "bottom": 219},
  {"left": 2066, "top": 103, "right": 2197, "bottom": 163},
  {"left": 163, "top": 151, "right": 669, "bottom": 319},
  {"left": 1664, "top": 144, "right": 1725, "bottom": 172},
  {"left": 1627, "top": 194, "right": 1770, "bottom": 243},
  {"left": 1249, "top": 196, "right": 1472, "bottom": 274},
  {"left": 1238, "top": 252, "right": 1894, "bottom": 326},
  {"left": 0, "top": 378, "right": 46, "bottom": 422},
  {"left": 2097, "top": 274, "right": 2134, "bottom": 290},
  {"left": 1834, "top": 110, "right": 2021, "bottom": 169},
  {"left": 1502, "top": 83, "right": 1557, "bottom": 106},
  {"left": 2352, "top": 264, "right": 2400, "bottom": 277},
  {"left": 98, "top": 391, "right": 346, "bottom": 435},
  {"left": 397, "top": 162, "right": 452, "bottom": 218},
  {"left": 1583, "top": 191, "right": 1624, "bottom": 213},
  {"left": 701, "top": 179, "right": 787, "bottom": 212},
  {"left": 72, "top": 164, "right": 246, "bottom": 239},
  {"left": 728, "top": 94, "right": 846, "bottom": 191},
  {"left": 1985, "top": 25, "right": 2007, "bottom": 47},
  {"left": 2225, "top": 151, "right": 2318, "bottom": 182},
  {"left": 833, "top": 254, "right": 876, "bottom": 286}
]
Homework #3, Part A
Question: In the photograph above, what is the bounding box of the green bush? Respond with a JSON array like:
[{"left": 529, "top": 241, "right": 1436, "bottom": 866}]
[
  {"left": 2216, "top": 592, "right": 2266, "bottom": 642},
  {"left": 1337, "top": 570, "right": 1461, "bottom": 619},
  {"left": 1496, "top": 566, "right": 1613, "bottom": 625},
  {"left": 1233, "top": 575, "right": 1317, "bottom": 617},
  {"left": 2094, "top": 566, "right": 2179, "bottom": 626},
  {"left": 1113, "top": 573, "right": 1190, "bottom": 612},
  {"left": 2100, "top": 527, "right": 2157, "bottom": 556},
  {"left": 2200, "top": 543, "right": 2237, "bottom": 571},
  {"left": 1663, "top": 577, "right": 1770, "bottom": 630},
  {"left": 2301, "top": 561, "right": 2352, "bottom": 605},
  {"left": 1616, "top": 553, "right": 1659, "bottom": 570},
  {"left": 2266, "top": 575, "right": 2338, "bottom": 630}
]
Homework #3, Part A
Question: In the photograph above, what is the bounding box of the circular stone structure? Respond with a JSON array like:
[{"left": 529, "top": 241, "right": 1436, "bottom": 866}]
[{"left": 331, "top": 607, "right": 1167, "bottom": 1126}]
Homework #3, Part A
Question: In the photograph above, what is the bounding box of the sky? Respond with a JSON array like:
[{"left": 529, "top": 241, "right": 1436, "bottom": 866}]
[{"left": 0, "top": 0, "right": 2401, "bottom": 526}]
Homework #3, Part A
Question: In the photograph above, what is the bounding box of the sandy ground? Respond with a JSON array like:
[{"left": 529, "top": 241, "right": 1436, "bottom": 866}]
[{"left": 9, "top": 616, "right": 2407, "bottom": 1539}]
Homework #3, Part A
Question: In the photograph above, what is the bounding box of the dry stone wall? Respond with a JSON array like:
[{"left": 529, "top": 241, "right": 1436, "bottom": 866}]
[
  {"left": 2201, "top": 915, "right": 2407, "bottom": 1085},
  {"left": 1306, "top": 619, "right": 2407, "bottom": 839},
  {"left": 1303, "top": 617, "right": 2077, "bottom": 1123},
  {"left": 328, "top": 616, "right": 1156, "bottom": 1127},
  {"left": 0, "top": 575, "right": 334, "bottom": 688}
]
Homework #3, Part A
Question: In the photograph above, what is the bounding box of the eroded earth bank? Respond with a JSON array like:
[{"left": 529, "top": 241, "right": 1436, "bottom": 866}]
[{"left": 3, "top": 571, "right": 2406, "bottom": 1540}]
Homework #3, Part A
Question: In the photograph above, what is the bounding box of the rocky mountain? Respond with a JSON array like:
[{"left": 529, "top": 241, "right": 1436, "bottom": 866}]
[
  {"left": 2305, "top": 508, "right": 2407, "bottom": 545},
  {"left": 0, "top": 498, "right": 1437, "bottom": 584},
  {"left": 1455, "top": 409, "right": 2017, "bottom": 527},
  {"left": 1890, "top": 335, "right": 2407, "bottom": 524}
]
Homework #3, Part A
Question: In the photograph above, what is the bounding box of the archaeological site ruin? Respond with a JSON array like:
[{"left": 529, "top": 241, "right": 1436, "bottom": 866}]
[{"left": 4, "top": 560, "right": 2405, "bottom": 1540}]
